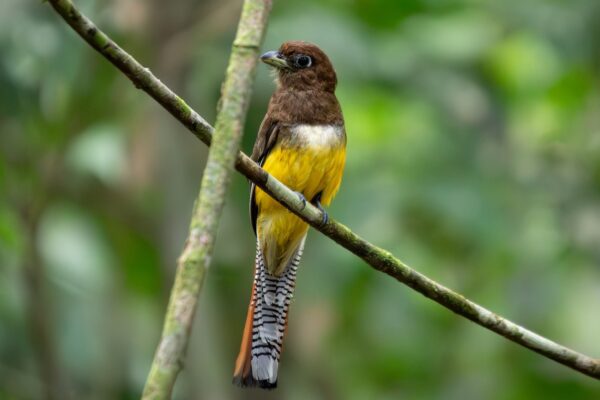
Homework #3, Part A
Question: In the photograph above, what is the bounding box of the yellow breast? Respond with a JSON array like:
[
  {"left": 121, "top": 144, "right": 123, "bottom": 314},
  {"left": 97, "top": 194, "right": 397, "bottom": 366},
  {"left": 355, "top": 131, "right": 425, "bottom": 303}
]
[{"left": 254, "top": 124, "right": 346, "bottom": 275}]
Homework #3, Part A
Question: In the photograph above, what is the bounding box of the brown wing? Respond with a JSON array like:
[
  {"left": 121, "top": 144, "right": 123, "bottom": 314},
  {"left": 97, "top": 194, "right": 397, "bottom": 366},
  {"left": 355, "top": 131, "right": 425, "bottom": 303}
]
[
  {"left": 249, "top": 116, "right": 280, "bottom": 234},
  {"left": 251, "top": 115, "right": 280, "bottom": 163}
]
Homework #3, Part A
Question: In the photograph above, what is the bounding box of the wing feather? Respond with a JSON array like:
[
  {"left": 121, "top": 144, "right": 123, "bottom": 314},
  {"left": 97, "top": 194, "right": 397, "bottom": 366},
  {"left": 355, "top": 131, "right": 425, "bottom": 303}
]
[{"left": 250, "top": 116, "right": 281, "bottom": 234}]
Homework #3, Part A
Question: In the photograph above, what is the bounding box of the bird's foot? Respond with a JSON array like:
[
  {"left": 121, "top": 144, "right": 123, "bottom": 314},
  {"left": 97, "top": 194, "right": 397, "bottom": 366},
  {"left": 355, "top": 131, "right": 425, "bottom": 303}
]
[
  {"left": 314, "top": 199, "right": 329, "bottom": 227},
  {"left": 295, "top": 192, "right": 307, "bottom": 210},
  {"left": 311, "top": 192, "right": 329, "bottom": 227}
]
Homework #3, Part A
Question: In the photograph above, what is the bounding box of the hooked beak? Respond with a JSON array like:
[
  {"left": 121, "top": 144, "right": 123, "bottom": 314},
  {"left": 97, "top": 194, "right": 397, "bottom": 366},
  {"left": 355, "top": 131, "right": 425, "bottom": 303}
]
[{"left": 260, "top": 50, "right": 290, "bottom": 69}]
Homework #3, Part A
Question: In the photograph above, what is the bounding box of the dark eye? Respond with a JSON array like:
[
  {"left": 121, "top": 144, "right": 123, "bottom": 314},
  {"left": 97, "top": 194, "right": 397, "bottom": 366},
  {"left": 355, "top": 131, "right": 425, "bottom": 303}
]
[{"left": 295, "top": 54, "right": 312, "bottom": 68}]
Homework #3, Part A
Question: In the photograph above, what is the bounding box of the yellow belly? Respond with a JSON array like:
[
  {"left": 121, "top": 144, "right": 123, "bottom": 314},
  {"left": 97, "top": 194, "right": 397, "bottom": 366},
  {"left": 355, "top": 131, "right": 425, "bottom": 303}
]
[{"left": 255, "top": 142, "right": 346, "bottom": 275}]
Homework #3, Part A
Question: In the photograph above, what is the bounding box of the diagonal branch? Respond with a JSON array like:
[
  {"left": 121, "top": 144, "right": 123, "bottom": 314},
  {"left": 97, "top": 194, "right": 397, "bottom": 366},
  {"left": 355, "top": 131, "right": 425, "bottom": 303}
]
[{"left": 47, "top": 0, "right": 600, "bottom": 381}]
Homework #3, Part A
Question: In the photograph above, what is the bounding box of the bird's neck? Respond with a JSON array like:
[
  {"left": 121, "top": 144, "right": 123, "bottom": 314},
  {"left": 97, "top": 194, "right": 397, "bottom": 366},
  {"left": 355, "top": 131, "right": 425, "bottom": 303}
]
[{"left": 268, "top": 88, "right": 343, "bottom": 126}]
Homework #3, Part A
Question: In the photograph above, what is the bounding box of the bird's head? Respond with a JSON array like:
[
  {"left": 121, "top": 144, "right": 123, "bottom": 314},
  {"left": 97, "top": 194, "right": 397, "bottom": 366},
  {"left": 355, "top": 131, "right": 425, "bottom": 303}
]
[{"left": 260, "top": 41, "right": 337, "bottom": 93}]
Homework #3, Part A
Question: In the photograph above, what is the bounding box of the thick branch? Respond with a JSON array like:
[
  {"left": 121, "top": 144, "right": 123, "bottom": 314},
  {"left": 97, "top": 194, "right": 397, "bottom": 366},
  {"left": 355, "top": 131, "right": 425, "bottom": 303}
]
[
  {"left": 47, "top": 0, "right": 600, "bottom": 381},
  {"left": 139, "top": 0, "right": 272, "bottom": 399}
]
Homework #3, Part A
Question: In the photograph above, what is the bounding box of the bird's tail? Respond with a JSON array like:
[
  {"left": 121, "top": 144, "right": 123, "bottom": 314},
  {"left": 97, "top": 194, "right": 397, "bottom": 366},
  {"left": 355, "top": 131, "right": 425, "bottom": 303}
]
[{"left": 232, "top": 239, "right": 304, "bottom": 389}]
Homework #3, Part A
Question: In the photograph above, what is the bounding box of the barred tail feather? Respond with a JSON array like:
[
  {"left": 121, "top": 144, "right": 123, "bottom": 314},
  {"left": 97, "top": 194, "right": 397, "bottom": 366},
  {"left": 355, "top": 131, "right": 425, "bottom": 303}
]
[
  {"left": 233, "top": 238, "right": 304, "bottom": 389},
  {"left": 232, "top": 283, "right": 256, "bottom": 387}
]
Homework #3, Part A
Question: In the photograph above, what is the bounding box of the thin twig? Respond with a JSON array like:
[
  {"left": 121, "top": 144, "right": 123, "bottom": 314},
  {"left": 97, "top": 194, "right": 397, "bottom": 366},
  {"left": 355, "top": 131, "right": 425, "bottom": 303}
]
[{"left": 47, "top": 0, "right": 600, "bottom": 381}]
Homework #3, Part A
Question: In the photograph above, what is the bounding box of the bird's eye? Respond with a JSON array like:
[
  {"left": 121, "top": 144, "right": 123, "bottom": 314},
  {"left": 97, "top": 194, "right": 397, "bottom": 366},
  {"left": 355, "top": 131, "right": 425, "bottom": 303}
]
[{"left": 295, "top": 55, "right": 312, "bottom": 68}]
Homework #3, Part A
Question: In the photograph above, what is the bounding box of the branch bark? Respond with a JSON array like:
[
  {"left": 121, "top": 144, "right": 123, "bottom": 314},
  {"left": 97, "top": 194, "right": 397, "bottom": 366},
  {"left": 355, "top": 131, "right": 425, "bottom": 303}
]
[
  {"left": 138, "top": 1, "right": 271, "bottom": 398},
  {"left": 47, "top": 0, "right": 600, "bottom": 382}
]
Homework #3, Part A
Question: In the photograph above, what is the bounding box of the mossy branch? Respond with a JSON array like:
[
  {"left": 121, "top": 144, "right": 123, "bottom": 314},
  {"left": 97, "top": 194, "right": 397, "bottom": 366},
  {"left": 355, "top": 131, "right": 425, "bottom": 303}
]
[
  {"left": 139, "top": 0, "right": 271, "bottom": 398},
  {"left": 47, "top": 0, "right": 600, "bottom": 385}
]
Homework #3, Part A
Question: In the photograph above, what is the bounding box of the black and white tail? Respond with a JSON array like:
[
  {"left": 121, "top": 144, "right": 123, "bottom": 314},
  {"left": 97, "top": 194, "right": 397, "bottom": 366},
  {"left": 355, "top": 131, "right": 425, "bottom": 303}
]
[{"left": 233, "top": 239, "right": 304, "bottom": 389}]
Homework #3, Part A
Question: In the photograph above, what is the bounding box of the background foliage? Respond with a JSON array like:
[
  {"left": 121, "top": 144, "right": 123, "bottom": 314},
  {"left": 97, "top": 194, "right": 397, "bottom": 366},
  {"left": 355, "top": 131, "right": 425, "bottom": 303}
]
[{"left": 1, "top": 0, "right": 599, "bottom": 399}]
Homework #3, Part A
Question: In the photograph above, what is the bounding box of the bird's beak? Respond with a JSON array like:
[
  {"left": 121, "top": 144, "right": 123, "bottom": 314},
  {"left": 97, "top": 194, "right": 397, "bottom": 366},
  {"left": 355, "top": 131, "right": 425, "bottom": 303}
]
[{"left": 260, "top": 51, "right": 290, "bottom": 69}]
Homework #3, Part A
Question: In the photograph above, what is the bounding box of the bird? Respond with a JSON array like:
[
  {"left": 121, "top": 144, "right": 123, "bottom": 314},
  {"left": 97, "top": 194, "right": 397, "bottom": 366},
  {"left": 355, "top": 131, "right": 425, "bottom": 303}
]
[{"left": 232, "top": 41, "right": 346, "bottom": 389}]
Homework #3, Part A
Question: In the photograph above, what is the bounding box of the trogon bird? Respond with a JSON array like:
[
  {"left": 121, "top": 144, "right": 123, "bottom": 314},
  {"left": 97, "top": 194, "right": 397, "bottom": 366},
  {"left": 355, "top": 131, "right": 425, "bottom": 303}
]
[{"left": 233, "top": 41, "right": 346, "bottom": 389}]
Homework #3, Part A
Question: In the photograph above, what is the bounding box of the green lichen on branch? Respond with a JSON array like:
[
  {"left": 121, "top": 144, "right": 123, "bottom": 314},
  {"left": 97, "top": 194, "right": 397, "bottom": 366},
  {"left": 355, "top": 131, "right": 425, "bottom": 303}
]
[
  {"left": 48, "top": 0, "right": 214, "bottom": 147},
  {"left": 46, "top": 0, "right": 600, "bottom": 384},
  {"left": 139, "top": 0, "right": 272, "bottom": 399}
]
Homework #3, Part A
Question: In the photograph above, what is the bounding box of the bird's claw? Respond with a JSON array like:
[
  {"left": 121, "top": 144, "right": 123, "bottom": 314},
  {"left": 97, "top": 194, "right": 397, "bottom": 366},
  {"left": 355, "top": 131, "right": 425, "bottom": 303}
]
[
  {"left": 313, "top": 198, "right": 328, "bottom": 227},
  {"left": 295, "top": 192, "right": 307, "bottom": 210},
  {"left": 319, "top": 210, "right": 329, "bottom": 227}
]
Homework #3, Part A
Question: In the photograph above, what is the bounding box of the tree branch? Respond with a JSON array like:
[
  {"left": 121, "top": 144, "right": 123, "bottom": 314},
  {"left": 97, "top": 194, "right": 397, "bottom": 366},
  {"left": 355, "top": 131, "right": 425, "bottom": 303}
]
[
  {"left": 137, "top": 0, "right": 272, "bottom": 398},
  {"left": 47, "top": 0, "right": 600, "bottom": 382}
]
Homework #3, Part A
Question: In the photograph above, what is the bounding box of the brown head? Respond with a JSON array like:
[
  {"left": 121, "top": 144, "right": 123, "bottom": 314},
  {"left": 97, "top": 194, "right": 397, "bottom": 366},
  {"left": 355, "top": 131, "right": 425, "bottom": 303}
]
[{"left": 260, "top": 41, "right": 337, "bottom": 93}]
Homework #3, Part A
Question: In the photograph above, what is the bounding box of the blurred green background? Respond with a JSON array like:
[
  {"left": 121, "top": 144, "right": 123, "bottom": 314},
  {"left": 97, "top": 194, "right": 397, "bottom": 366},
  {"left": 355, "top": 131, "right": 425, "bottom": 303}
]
[{"left": 1, "top": 0, "right": 600, "bottom": 399}]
